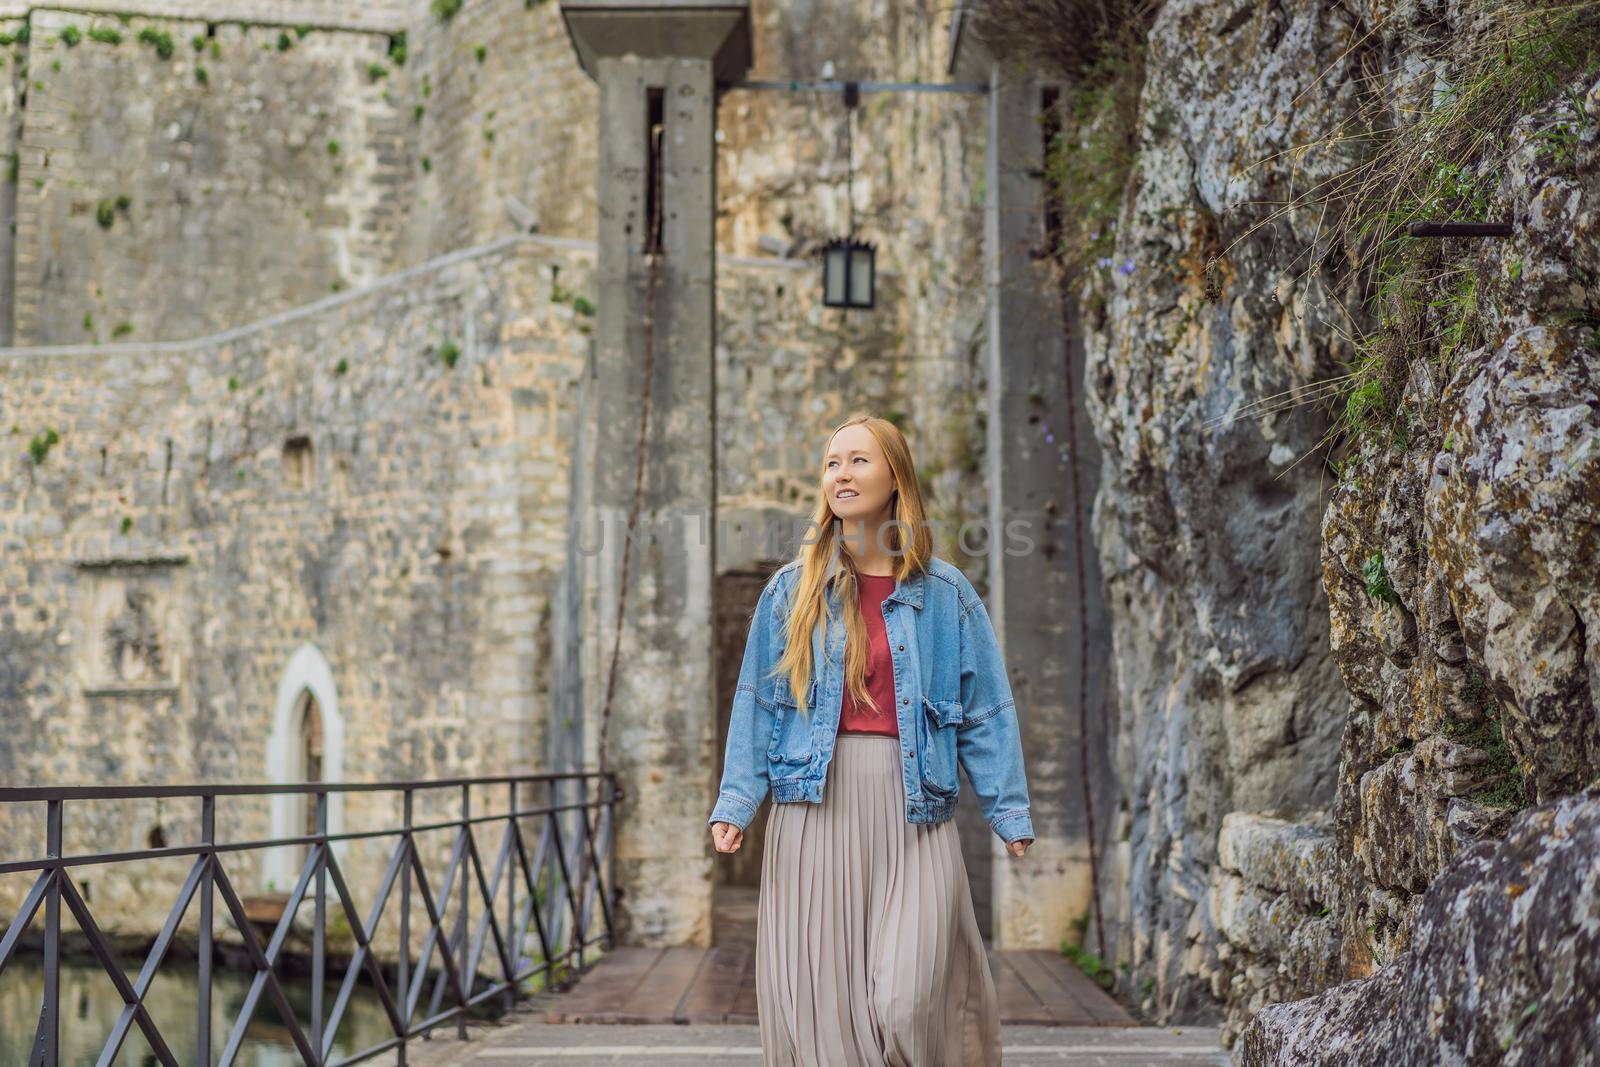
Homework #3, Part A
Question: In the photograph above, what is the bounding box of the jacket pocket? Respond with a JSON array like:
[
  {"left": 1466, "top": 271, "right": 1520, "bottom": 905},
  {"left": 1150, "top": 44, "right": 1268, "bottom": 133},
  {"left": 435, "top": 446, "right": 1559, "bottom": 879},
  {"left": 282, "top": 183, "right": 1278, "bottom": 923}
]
[
  {"left": 767, "top": 676, "right": 818, "bottom": 767},
  {"left": 919, "top": 695, "right": 962, "bottom": 796}
]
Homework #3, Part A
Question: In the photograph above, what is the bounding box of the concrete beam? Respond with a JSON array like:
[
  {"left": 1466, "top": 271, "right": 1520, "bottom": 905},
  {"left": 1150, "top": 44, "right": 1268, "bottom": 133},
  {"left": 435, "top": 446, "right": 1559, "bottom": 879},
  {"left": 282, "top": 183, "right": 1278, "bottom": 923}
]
[
  {"left": 562, "top": 2, "right": 749, "bottom": 948},
  {"left": 980, "top": 62, "right": 1115, "bottom": 951},
  {"left": 560, "top": 0, "right": 752, "bottom": 84}
]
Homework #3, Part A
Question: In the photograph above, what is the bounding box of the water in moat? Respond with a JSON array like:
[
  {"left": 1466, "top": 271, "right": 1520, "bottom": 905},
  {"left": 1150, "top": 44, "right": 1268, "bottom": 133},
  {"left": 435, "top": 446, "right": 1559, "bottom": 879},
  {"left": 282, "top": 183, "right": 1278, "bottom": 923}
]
[{"left": 0, "top": 954, "right": 409, "bottom": 1065}]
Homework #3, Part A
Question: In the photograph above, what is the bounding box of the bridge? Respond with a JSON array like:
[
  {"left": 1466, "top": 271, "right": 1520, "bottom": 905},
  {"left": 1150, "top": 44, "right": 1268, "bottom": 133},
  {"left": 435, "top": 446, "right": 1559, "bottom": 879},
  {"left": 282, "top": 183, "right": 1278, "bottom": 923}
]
[{"left": 0, "top": 776, "right": 1226, "bottom": 1065}]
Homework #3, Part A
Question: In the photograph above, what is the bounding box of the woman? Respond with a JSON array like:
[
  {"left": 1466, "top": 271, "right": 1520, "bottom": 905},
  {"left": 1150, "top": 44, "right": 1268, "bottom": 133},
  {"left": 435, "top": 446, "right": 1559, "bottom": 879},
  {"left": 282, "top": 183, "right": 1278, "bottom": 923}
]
[{"left": 708, "top": 412, "right": 1034, "bottom": 1067}]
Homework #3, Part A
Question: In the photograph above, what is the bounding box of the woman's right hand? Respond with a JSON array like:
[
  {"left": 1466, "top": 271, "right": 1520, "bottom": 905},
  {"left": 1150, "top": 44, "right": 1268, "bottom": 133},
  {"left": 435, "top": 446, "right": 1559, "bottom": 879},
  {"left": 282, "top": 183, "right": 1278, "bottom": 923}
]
[{"left": 711, "top": 821, "right": 744, "bottom": 853}]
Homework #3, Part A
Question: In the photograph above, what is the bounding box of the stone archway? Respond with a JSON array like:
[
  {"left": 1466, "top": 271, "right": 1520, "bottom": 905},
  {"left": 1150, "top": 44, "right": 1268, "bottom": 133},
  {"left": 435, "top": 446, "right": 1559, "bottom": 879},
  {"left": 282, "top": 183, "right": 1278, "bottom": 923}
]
[{"left": 263, "top": 642, "right": 345, "bottom": 891}]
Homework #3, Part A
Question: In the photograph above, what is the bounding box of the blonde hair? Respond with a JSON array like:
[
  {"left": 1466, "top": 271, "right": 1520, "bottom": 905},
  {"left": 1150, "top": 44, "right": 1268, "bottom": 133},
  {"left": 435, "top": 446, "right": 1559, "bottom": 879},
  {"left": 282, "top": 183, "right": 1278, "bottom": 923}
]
[{"left": 771, "top": 412, "right": 935, "bottom": 720}]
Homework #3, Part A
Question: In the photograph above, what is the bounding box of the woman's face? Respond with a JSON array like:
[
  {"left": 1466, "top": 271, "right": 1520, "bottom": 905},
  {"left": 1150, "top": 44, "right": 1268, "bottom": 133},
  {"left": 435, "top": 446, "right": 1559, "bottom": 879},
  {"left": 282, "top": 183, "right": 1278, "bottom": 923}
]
[{"left": 824, "top": 425, "right": 895, "bottom": 525}]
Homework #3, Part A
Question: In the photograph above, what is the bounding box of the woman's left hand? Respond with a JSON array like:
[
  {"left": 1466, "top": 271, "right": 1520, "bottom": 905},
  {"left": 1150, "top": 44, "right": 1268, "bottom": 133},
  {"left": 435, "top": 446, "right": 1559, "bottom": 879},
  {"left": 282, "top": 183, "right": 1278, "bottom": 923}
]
[{"left": 1006, "top": 837, "right": 1032, "bottom": 858}]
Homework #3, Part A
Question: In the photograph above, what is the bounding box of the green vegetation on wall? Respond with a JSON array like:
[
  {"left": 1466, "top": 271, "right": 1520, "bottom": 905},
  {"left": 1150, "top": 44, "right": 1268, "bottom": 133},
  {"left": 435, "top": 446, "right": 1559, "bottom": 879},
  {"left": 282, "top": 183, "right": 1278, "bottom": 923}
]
[
  {"left": 1324, "top": 1, "right": 1600, "bottom": 450},
  {"left": 27, "top": 427, "right": 59, "bottom": 464},
  {"left": 136, "top": 26, "right": 175, "bottom": 59},
  {"left": 970, "top": 0, "right": 1161, "bottom": 277}
]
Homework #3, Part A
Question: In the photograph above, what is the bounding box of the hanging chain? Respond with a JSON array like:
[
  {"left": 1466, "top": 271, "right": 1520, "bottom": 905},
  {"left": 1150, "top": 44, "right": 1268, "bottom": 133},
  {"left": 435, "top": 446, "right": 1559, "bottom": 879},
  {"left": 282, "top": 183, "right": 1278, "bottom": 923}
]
[{"left": 845, "top": 93, "right": 855, "bottom": 236}]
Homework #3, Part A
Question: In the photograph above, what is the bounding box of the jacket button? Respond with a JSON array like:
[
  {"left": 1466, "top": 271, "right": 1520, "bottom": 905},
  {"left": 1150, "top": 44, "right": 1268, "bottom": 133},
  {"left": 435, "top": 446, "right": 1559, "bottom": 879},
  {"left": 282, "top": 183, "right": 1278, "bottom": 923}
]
[
  {"left": 901, "top": 696, "right": 908, "bottom": 704},
  {"left": 897, "top": 644, "right": 904, "bottom": 651}
]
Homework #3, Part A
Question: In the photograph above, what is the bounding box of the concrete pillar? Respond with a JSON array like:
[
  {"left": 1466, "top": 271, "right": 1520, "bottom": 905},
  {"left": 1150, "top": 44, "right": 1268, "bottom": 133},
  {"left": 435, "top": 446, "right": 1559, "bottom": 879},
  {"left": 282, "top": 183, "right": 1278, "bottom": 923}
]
[
  {"left": 953, "top": 21, "right": 1115, "bottom": 950},
  {"left": 560, "top": 1, "right": 751, "bottom": 946}
]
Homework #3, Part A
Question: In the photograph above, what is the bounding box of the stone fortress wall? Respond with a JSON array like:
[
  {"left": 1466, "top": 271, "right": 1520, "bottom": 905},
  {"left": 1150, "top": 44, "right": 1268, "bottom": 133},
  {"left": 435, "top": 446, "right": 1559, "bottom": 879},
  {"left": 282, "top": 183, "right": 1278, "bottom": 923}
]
[{"left": 0, "top": 0, "right": 1000, "bottom": 943}]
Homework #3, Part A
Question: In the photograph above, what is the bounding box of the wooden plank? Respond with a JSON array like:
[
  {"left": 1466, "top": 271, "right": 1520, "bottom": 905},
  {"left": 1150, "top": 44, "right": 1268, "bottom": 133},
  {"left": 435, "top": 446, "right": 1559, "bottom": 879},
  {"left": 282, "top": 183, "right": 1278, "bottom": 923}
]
[
  {"left": 544, "top": 946, "right": 664, "bottom": 1023},
  {"left": 623, "top": 945, "right": 713, "bottom": 1023},
  {"left": 987, "top": 949, "right": 1055, "bottom": 1026},
  {"left": 998, "top": 949, "right": 1083, "bottom": 1025},
  {"left": 679, "top": 946, "right": 754, "bottom": 1024},
  {"left": 551, "top": 946, "right": 1133, "bottom": 1028},
  {"left": 1030, "top": 948, "right": 1138, "bottom": 1026},
  {"left": 728, "top": 943, "right": 759, "bottom": 1023}
]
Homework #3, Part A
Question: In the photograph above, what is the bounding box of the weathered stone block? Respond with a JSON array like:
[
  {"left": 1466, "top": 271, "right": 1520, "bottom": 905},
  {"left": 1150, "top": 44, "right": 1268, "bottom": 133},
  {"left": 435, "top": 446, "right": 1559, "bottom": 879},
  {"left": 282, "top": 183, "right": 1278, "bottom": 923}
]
[
  {"left": 1241, "top": 787, "right": 1600, "bottom": 1066},
  {"left": 1218, "top": 813, "right": 1338, "bottom": 912}
]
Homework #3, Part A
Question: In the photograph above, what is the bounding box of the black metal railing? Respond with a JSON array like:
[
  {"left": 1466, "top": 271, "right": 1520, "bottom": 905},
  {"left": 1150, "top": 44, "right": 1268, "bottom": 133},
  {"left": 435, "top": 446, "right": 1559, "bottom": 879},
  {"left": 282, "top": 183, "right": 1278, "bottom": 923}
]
[{"left": 0, "top": 773, "right": 621, "bottom": 1066}]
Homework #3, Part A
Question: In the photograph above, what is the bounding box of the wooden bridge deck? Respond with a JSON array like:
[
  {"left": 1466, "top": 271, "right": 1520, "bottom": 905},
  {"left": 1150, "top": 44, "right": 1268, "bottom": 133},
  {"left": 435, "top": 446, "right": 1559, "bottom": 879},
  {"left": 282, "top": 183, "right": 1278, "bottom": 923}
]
[{"left": 544, "top": 944, "right": 1136, "bottom": 1027}]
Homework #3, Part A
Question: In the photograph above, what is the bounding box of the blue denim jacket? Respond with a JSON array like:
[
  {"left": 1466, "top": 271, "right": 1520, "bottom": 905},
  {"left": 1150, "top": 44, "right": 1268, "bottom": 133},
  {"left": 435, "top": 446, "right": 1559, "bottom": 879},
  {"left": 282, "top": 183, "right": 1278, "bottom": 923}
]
[{"left": 708, "top": 556, "right": 1034, "bottom": 844}]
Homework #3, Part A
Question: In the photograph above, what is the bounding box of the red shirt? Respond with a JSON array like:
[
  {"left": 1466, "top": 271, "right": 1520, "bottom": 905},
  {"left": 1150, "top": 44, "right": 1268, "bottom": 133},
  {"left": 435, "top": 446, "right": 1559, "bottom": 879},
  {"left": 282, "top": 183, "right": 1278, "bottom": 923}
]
[{"left": 837, "top": 572, "right": 900, "bottom": 738}]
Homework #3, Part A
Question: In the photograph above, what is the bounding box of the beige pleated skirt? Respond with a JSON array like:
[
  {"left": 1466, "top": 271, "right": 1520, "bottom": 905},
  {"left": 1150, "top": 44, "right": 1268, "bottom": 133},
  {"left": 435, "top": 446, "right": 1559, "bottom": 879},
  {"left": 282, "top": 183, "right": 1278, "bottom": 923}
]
[{"left": 756, "top": 733, "right": 1002, "bottom": 1066}]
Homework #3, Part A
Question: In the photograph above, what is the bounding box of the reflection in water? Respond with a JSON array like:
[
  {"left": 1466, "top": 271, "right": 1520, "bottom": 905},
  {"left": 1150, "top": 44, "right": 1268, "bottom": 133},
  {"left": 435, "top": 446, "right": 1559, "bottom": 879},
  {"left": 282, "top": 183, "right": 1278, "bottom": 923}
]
[{"left": 0, "top": 956, "right": 398, "bottom": 1066}]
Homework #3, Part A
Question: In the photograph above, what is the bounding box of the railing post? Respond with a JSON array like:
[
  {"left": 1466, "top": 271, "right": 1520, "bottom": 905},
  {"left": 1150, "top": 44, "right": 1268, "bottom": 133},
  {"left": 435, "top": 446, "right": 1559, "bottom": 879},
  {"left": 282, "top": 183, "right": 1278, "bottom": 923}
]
[
  {"left": 398, "top": 788, "right": 412, "bottom": 1066},
  {"left": 506, "top": 780, "right": 517, "bottom": 1011},
  {"left": 607, "top": 775, "right": 618, "bottom": 948},
  {"left": 457, "top": 782, "right": 470, "bottom": 1040},
  {"left": 311, "top": 789, "right": 328, "bottom": 1064},
  {"left": 547, "top": 777, "right": 564, "bottom": 976},
  {"left": 197, "top": 795, "right": 215, "bottom": 1067},
  {"left": 34, "top": 798, "right": 63, "bottom": 1067},
  {"left": 582, "top": 780, "right": 595, "bottom": 972}
]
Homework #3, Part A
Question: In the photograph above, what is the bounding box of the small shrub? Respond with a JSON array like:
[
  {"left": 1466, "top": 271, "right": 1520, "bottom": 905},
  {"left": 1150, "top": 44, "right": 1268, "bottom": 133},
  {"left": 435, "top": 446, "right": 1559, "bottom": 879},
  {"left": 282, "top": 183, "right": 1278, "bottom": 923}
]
[
  {"left": 388, "top": 32, "right": 407, "bottom": 66},
  {"left": 1442, "top": 682, "right": 1525, "bottom": 810},
  {"left": 421, "top": 156, "right": 432, "bottom": 173},
  {"left": 474, "top": 43, "right": 487, "bottom": 63},
  {"left": 58, "top": 25, "right": 81, "bottom": 47},
  {"left": 438, "top": 341, "right": 461, "bottom": 368},
  {"left": 190, "top": 34, "right": 204, "bottom": 52},
  {"left": 82, "top": 312, "right": 93, "bottom": 331},
  {"left": 413, "top": 103, "right": 425, "bottom": 121},
  {"left": 28, "top": 427, "right": 60, "bottom": 464},
  {"left": 112, "top": 321, "right": 132, "bottom": 338},
  {"left": 570, "top": 296, "right": 595, "bottom": 317},
  {"left": 194, "top": 64, "right": 208, "bottom": 86},
  {"left": 88, "top": 25, "right": 123, "bottom": 45},
  {"left": 120, "top": 516, "right": 133, "bottom": 534},
  {"left": 326, "top": 139, "right": 340, "bottom": 156},
  {"left": 431, "top": 0, "right": 465, "bottom": 21},
  {"left": 227, "top": 376, "right": 239, "bottom": 391},
  {"left": 366, "top": 62, "right": 388, "bottom": 81},
  {"left": 294, "top": 24, "right": 312, "bottom": 39},
  {"left": 137, "top": 27, "right": 175, "bottom": 60},
  {"left": 95, "top": 199, "right": 115, "bottom": 229},
  {"left": 334, "top": 357, "right": 349, "bottom": 375},
  {"left": 277, "top": 31, "right": 292, "bottom": 52},
  {"left": 1059, "top": 937, "right": 1116, "bottom": 991},
  {"left": 1362, "top": 551, "right": 1399, "bottom": 606}
]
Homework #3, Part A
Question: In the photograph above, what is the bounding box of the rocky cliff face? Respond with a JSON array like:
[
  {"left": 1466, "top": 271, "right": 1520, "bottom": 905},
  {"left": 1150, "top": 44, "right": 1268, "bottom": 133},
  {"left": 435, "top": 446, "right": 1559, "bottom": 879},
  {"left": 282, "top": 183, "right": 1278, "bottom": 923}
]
[
  {"left": 1083, "top": 0, "right": 1359, "bottom": 1022},
  {"left": 1081, "top": 0, "right": 1600, "bottom": 1048},
  {"left": 1242, "top": 784, "right": 1600, "bottom": 1065},
  {"left": 1242, "top": 63, "right": 1600, "bottom": 1060}
]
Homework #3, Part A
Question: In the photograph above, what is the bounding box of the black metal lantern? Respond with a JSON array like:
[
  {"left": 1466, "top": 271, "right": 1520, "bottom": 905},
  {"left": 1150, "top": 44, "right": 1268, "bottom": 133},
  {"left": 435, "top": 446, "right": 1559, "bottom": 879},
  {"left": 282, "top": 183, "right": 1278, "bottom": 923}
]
[
  {"left": 822, "top": 236, "right": 876, "bottom": 309},
  {"left": 821, "top": 81, "right": 875, "bottom": 310}
]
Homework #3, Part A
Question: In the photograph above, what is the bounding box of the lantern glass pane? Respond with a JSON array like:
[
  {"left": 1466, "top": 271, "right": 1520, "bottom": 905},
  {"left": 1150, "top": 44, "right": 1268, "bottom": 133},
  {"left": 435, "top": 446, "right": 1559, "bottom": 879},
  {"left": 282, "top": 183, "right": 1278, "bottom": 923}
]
[
  {"left": 848, "top": 248, "right": 874, "bottom": 306},
  {"left": 824, "top": 247, "right": 848, "bottom": 305}
]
